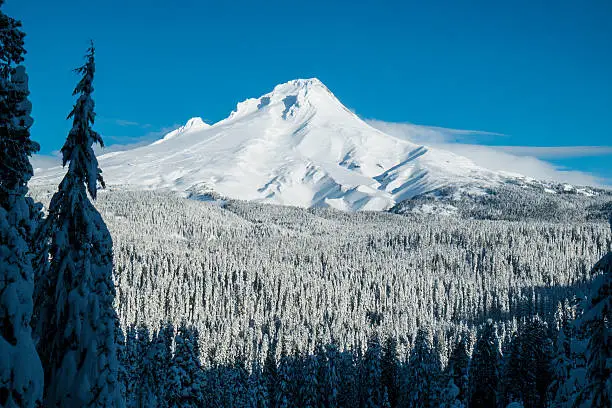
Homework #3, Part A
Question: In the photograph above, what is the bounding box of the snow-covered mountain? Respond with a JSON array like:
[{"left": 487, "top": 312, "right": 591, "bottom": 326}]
[{"left": 34, "top": 78, "right": 513, "bottom": 211}]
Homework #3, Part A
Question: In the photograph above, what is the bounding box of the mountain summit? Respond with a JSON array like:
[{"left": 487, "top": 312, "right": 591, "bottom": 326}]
[{"left": 34, "top": 78, "right": 504, "bottom": 211}]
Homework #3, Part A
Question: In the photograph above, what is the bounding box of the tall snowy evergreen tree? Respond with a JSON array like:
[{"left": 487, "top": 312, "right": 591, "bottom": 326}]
[
  {"left": 361, "top": 334, "right": 383, "bottom": 407},
  {"left": 468, "top": 320, "right": 500, "bottom": 408},
  {"left": 322, "top": 343, "right": 340, "bottom": 408},
  {"left": 167, "top": 324, "right": 205, "bottom": 408},
  {"left": 33, "top": 43, "right": 123, "bottom": 407},
  {"left": 446, "top": 334, "right": 470, "bottom": 405},
  {"left": 381, "top": 336, "right": 400, "bottom": 407},
  {"left": 574, "top": 239, "right": 611, "bottom": 407},
  {"left": 402, "top": 328, "right": 442, "bottom": 408},
  {"left": 0, "top": 2, "right": 43, "bottom": 406},
  {"left": 500, "top": 318, "right": 553, "bottom": 408},
  {"left": 263, "top": 341, "right": 278, "bottom": 407},
  {"left": 299, "top": 354, "right": 319, "bottom": 408},
  {"left": 134, "top": 326, "right": 158, "bottom": 408},
  {"left": 121, "top": 326, "right": 139, "bottom": 408},
  {"left": 274, "top": 347, "right": 293, "bottom": 408},
  {"left": 247, "top": 360, "right": 269, "bottom": 408},
  {"left": 147, "top": 323, "right": 174, "bottom": 407}
]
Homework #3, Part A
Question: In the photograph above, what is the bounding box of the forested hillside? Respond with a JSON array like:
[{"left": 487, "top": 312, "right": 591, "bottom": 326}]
[{"left": 30, "top": 187, "right": 612, "bottom": 407}]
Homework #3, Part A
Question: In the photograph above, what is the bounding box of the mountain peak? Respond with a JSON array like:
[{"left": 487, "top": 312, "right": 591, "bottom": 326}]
[
  {"left": 152, "top": 116, "right": 210, "bottom": 145},
  {"left": 34, "top": 78, "right": 503, "bottom": 212},
  {"left": 269, "top": 77, "right": 330, "bottom": 98},
  {"left": 222, "top": 78, "right": 341, "bottom": 124},
  {"left": 184, "top": 117, "right": 208, "bottom": 129}
]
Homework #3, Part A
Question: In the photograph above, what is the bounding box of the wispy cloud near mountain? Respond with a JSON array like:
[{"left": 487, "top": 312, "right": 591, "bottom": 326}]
[{"left": 366, "top": 120, "right": 611, "bottom": 187}]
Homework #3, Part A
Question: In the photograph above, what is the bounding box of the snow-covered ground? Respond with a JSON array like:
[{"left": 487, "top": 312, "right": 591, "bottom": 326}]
[{"left": 34, "top": 78, "right": 509, "bottom": 211}]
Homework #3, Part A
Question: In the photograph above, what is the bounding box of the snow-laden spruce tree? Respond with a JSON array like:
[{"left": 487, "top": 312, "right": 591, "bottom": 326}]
[
  {"left": 574, "top": 227, "right": 611, "bottom": 408},
  {"left": 275, "top": 347, "right": 294, "bottom": 408},
  {"left": 401, "top": 328, "right": 442, "bottom": 408},
  {"left": 381, "top": 336, "right": 399, "bottom": 408},
  {"left": 0, "top": 2, "right": 44, "bottom": 406},
  {"left": 446, "top": 333, "right": 470, "bottom": 405},
  {"left": 34, "top": 43, "right": 123, "bottom": 407},
  {"left": 361, "top": 334, "right": 383, "bottom": 407},
  {"left": 468, "top": 320, "right": 500, "bottom": 408},
  {"left": 167, "top": 323, "right": 205, "bottom": 407}
]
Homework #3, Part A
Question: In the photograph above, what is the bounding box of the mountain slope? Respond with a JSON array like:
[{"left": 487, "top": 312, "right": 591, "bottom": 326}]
[{"left": 34, "top": 78, "right": 506, "bottom": 211}]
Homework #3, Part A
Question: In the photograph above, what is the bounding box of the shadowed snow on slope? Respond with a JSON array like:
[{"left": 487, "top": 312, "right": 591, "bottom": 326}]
[{"left": 33, "top": 78, "right": 502, "bottom": 211}]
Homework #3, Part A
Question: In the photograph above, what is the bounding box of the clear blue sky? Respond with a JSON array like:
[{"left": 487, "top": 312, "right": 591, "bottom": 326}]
[{"left": 5, "top": 0, "right": 612, "bottom": 182}]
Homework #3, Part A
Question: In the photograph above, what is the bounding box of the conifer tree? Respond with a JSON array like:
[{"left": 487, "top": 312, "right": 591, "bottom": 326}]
[
  {"left": 247, "top": 360, "right": 269, "bottom": 408},
  {"left": 381, "top": 336, "right": 400, "bottom": 407},
  {"left": 468, "top": 320, "right": 500, "bottom": 408},
  {"left": 263, "top": 341, "right": 278, "bottom": 407},
  {"left": 114, "top": 323, "right": 127, "bottom": 405},
  {"left": 122, "top": 326, "right": 140, "bottom": 408},
  {"left": 135, "top": 326, "right": 158, "bottom": 408},
  {"left": 275, "top": 348, "right": 293, "bottom": 408},
  {"left": 446, "top": 334, "right": 470, "bottom": 404},
  {"left": 337, "top": 348, "right": 358, "bottom": 407},
  {"left": 34, "top": 43, "right": 123, "bottom": 407},
  {"left": 148, "top": 323, "right": 174, "bottom": 407},
  {"left": 167, "top": 323, "right": 205, "bottom": 407},
  {"left": 574, "top": 241, "right": 611, "bottom": 407},
  {"left": 229, "top": 356, "right": 250, "bottom": 407},
  {"left": 402, "top": 328, "right": 442, "bottom": 408},
  {"left": 501, "top": 318, "right": 552, "bottom": 408},
  {"left": 323, "top": 343, "right": 340, "bottom": 408},
  {"left": 0, "top": 2, "right": 43, "bottom": 406},
  {"left": 361, "top": 334, "right": 383, "bottom": 407}
]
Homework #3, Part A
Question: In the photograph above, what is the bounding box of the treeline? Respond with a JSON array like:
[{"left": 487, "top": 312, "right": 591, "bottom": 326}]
[
  {"left": 30, "top": 188, "right": 610, "bottom": 364},
  {"left": 28, "top": 188, "right": 612, "bottom": 407},
  {"left": 119, "top": 276, "right": 608, "bottom": 408},
  {"left": 393, "top": 183, "right": 612, "bottom": 222}
]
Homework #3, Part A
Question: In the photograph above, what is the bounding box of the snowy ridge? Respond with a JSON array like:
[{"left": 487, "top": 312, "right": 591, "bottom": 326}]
[{"left": 34, "top": 78, "right": 504, "bottom": 211}]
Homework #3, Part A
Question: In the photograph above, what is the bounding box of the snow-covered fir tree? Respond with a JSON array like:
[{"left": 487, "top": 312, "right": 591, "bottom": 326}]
[
  {"left": 0, "top": 2, "right": 43, "bottom": 406},
  {"left": 381, "top": 336, "right": 399, "bottom": 408},
  {"left": 574, "top": 237, "right": 611, "bottom": 407},
  {"left": 147, "top": 323, "right": 174, "bottom": 407},
  {"left": 446, "top": 333, "right": 470, "bottom": 405},
  {"left": 167, "top": 323, "right": 205, "bottom": 407},
  {"left": 401, "top": 327, "right": 442, "bottom": 408},
  {"left": 247, "top": 360, "right": 268, "bottom": 408},
  {"left": 275, "top": 347, "right": 294, "bottom": 408},
  {"left": 299, "top": 354, "right": 319, "bottom": 408},
  {"left": 321, "top": 343, "right": 340, "bottom": 408},
  {"left": 134, "top": 326, "right": 158, "bottom": 408},
  {"left": 500, "top": 317, "right": 553, "bottom": 408},
  {"left": 468, "top": 320, "right": 500, "bottom": 408},
  {"left": 361, "top": 334, "right": 383, "bottom": 407},
  {"left": 33, "top": 43, "right": 123, "bottom": 407},
  {"left": 122, "top": 326, "right": 140, "bottom": 408}
]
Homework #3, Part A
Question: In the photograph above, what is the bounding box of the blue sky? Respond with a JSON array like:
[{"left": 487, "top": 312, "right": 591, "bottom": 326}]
[{"left": 6, "top": 0, "right": 612, "bottom": 184}]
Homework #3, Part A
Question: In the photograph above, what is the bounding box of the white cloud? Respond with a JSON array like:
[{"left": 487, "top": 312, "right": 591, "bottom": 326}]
[
  {"left": 366, "top": 119, "right": 610, "bottom": 187},
  {"left": 366, "top": 119, "right": 506, "bottom": 144},
  {"left": 437, "top": 143, "right": 605, "bottom": 187},
  {"left": 495, "top": 145, "right": 612, "bottom": 158},
  {"left": 98, "top": 117, "right": 152, "bottom": 128}
]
